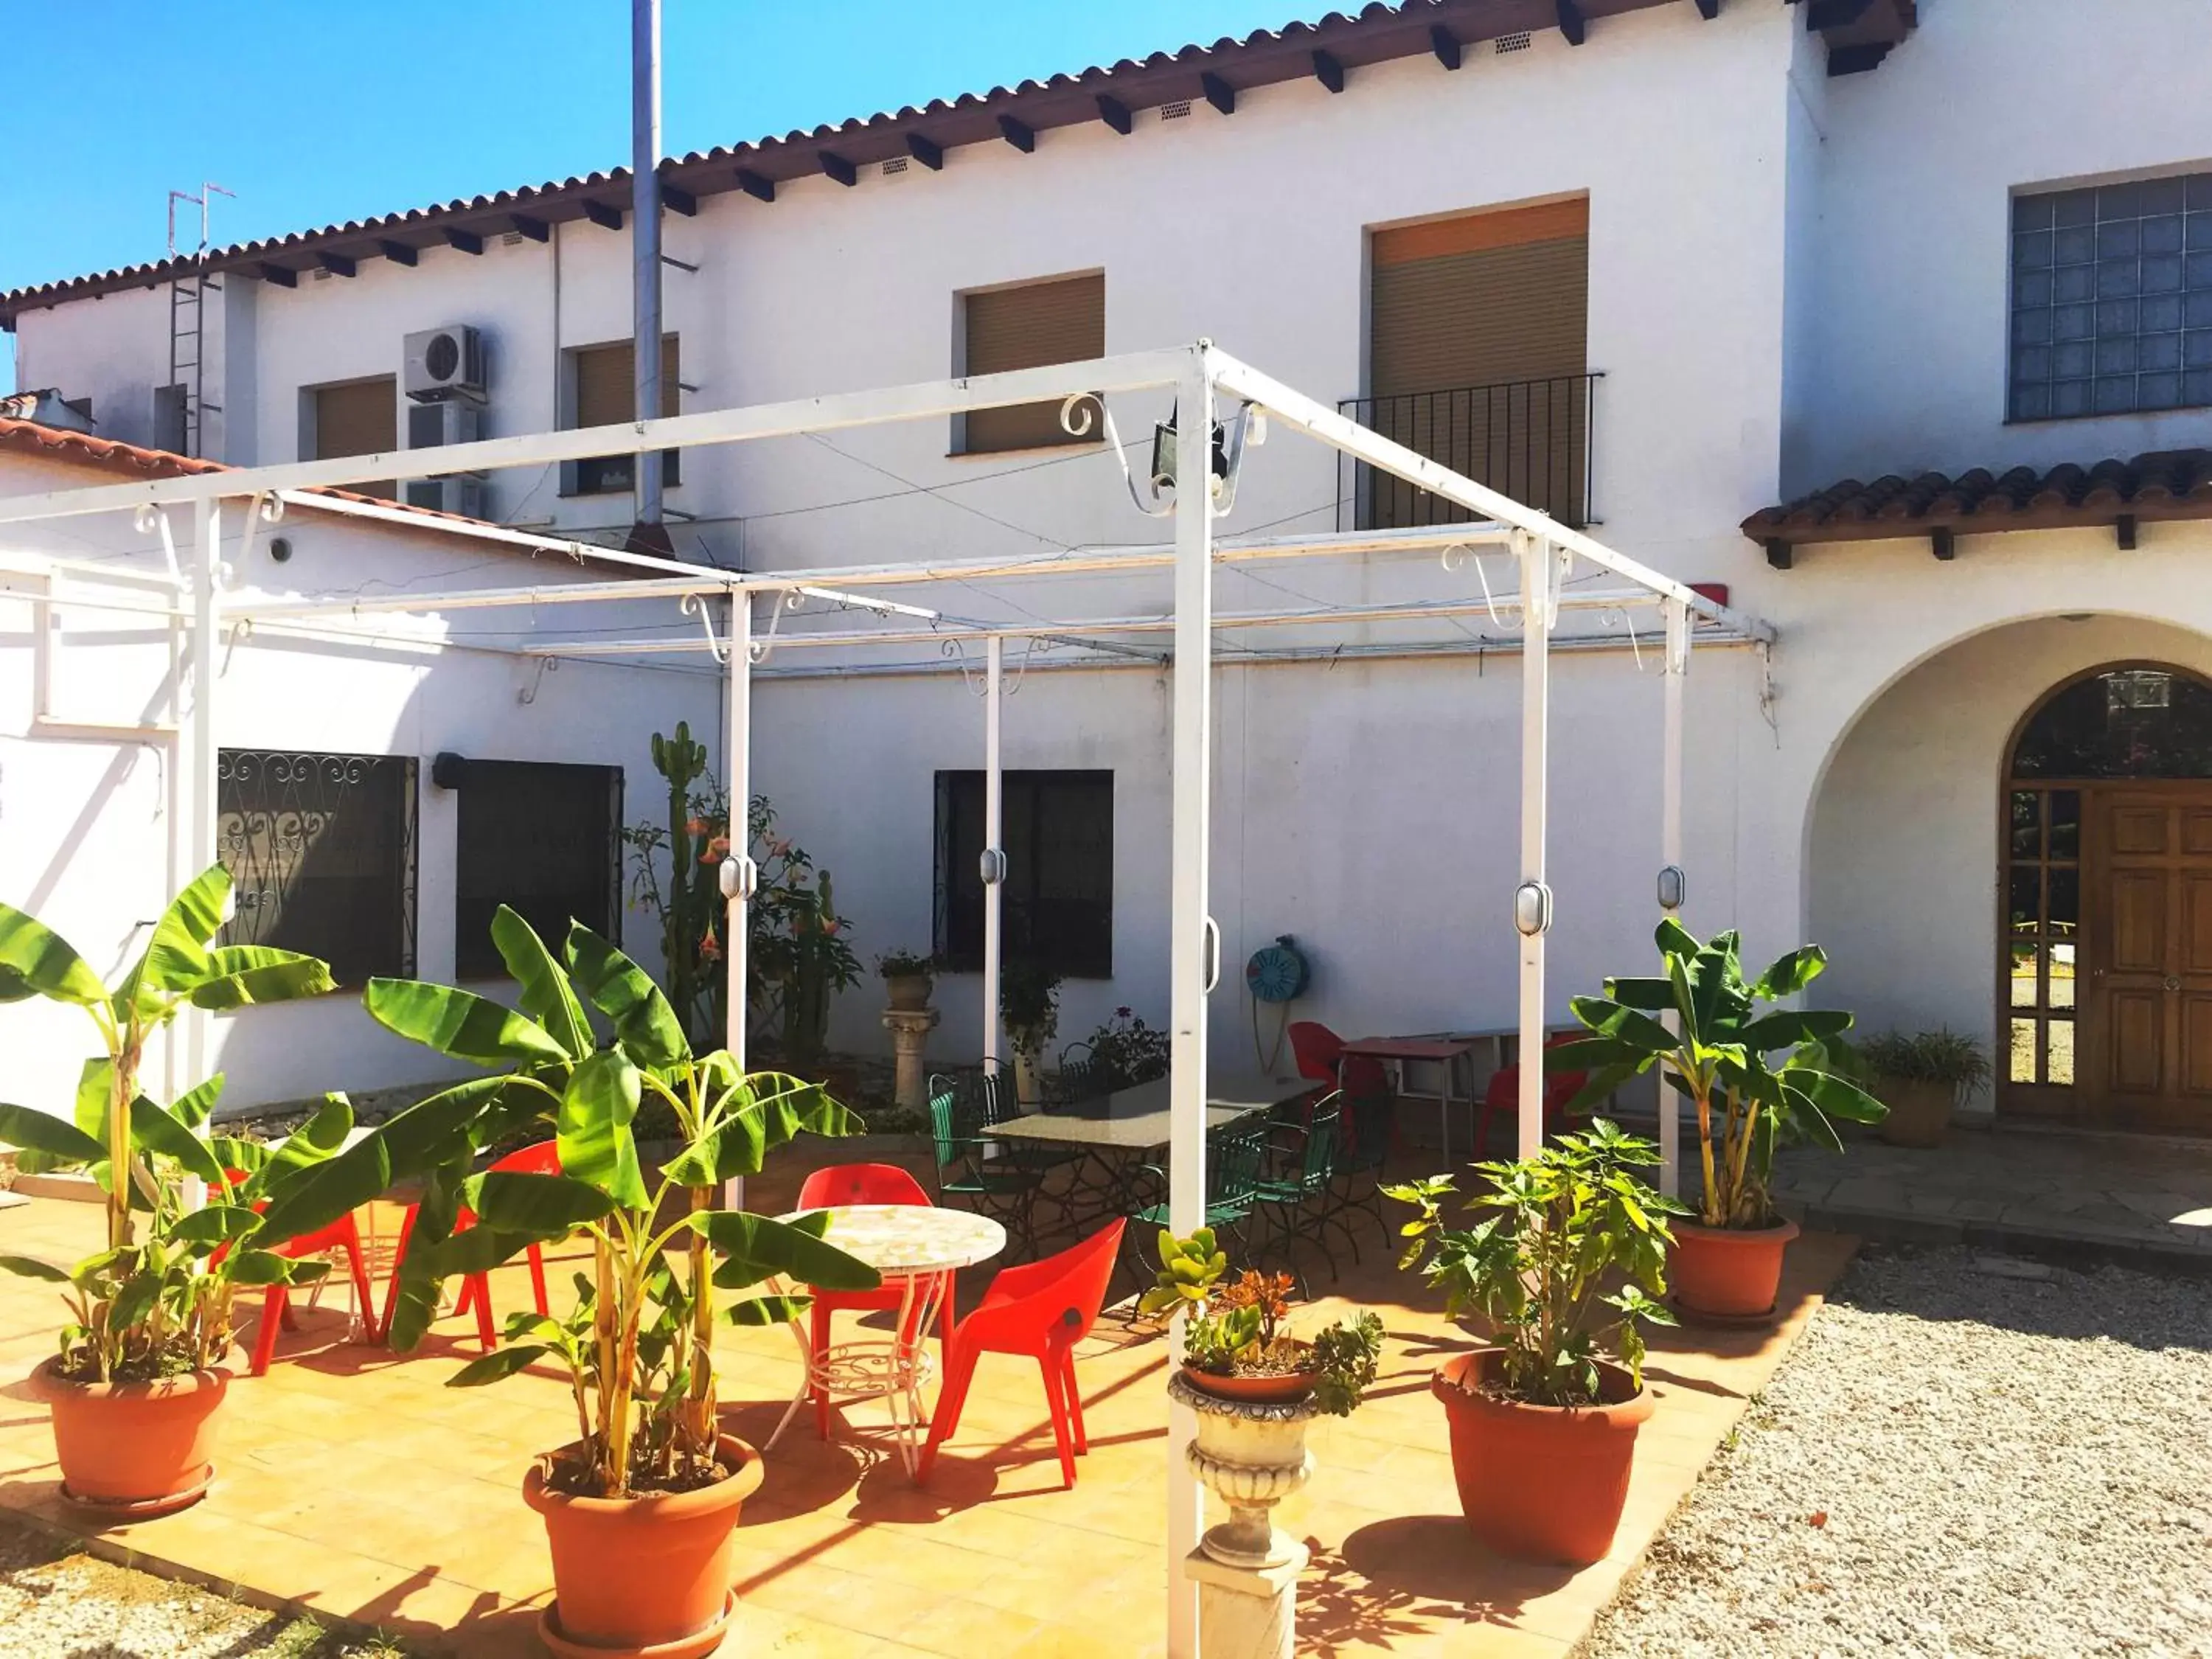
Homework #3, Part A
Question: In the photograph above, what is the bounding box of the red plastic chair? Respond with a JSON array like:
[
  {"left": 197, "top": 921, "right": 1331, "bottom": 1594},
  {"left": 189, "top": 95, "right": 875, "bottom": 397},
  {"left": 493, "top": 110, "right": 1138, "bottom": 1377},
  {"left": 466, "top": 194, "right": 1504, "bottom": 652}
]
[
  {"left": 793, "top": 1162, "right": 936, "bottom": 1440},
  {"left": 219, "top": 1170, "right": 377, "bottom": 1378},
  {"left": 1287, "top": 1022, "right": 1391, "bottom": 1152},
  {"left": 1471, "top": 1035, "right": 1593, "bottom": 1160},
  {"left": 917, "top": 1217, "right": 1126, "bottom": 1489},
  {"left": 380, "top": 1139, "right": 561, "bottom": 1351}
]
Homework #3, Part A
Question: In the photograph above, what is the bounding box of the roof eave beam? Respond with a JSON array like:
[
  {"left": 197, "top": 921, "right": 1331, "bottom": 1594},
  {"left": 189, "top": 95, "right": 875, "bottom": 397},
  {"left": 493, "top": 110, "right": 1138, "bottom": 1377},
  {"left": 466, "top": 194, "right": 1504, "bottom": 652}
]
[
  {"left": 1557, "top": 0, "right": 1588, "bottom": 45},
  {"left": 1096, "top": 94, "right": 1133, "bottom": 134},
  {"left": 661, "top": 184, "right": 698, "bottom": 217},
  {"left": 377, "top": 240, "right": 417, "bottom": 267},
  {"left": 257, "top": 263, "right": 297, "bottom": 288},
  {"left": 510, "top": 215, "right": 551, "bottom": 243},
  {"left": 445, "top": 228, "right": 484, "bottom": 255},
  {"left": 1201, "top": 73, "right": 1236, "bottom": 115},
  {"left": 582, "top": 200, "right": 625, "bottom": 232},
  {"left": 998, "top": 114, "right": 1035, "bottom": 153},
  {"left": 907, "top": 133, "right": 945, "bottom": 170},
  {"left": 1312, "top": 50, "right": 1346, "bottom": 93},
  {"left": 820, "top": 151, "right": 859, "bottom": 187},
  {"left": 316, "top": 253, "right": 356, "bottom": 278},
  {"left": 736, "top": 169, "right": 775, "bottom": 203},
  {"left": 1430, "top": 27, "right": 1463, "bottom": 69}
]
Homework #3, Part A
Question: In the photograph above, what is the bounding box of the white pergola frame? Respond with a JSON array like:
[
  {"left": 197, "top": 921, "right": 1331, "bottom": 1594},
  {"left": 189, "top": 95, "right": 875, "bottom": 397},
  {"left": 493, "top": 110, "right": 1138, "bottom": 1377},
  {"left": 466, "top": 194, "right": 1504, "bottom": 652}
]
[{"left": 0, "top": 342, "right": 1773, "bottom": 1657}]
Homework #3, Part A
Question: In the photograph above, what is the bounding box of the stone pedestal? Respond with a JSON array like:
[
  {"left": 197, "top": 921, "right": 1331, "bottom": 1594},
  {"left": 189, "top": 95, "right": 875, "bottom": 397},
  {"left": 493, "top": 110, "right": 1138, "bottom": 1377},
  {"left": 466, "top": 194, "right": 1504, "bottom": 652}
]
[
  {"left": 1168, "top": 1369, "right": 1321, "bottom": 1659},
  {"left": 881, "top": 1007, "right": 940, "bottom": 1112}
]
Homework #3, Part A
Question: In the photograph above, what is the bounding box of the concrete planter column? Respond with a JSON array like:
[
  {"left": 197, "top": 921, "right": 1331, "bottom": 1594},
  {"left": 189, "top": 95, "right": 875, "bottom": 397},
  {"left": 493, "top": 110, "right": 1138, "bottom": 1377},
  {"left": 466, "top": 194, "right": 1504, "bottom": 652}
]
[
  {"left": 1166, "top": 1369, "right": 1320, "bottom": 1659},
  {"left": 880, "top": 1007, "right": 940, "bottom": 1112}
]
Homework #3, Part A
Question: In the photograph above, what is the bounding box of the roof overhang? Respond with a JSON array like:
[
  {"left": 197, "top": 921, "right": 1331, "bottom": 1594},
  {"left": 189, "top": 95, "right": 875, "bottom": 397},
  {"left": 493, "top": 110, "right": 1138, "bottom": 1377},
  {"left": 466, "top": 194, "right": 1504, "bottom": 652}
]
[
  {"left": 1743, "top": 448, "right": 2212, "bottom": 568},
  {"left": 0, "top": 0, "right": 1925, "bottom": 326}
]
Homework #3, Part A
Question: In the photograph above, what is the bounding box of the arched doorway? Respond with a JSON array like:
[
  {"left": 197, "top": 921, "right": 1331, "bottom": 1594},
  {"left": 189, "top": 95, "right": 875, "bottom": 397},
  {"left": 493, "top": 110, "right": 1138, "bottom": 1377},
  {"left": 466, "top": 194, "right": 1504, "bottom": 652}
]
[{"left": 2003, "top": 663, "right": 2212, "bottom": 1130}]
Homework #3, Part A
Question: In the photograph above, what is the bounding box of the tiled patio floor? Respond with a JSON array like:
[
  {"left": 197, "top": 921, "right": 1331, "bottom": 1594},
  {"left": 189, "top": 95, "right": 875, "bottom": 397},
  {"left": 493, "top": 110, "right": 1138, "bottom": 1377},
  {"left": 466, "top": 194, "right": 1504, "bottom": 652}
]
[
  {"left": 0, "top": 1149, "right": 1854, "bottom": 1658},
  {"left": 1775, "top": 1121, "right": 2212, "bottom": 1267}
]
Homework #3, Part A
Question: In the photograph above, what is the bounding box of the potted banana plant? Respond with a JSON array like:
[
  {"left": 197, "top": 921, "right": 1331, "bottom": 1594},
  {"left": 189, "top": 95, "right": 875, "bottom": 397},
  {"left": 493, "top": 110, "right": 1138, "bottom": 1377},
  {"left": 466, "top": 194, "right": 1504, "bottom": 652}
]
[
  {"left": 1548, "top": 920, "right": 1885, "bottom": 1321},
  {"left": 352, "top": 908, "right": 879, "bottom": 1659},
  {"left": 1388, "top": 1120, "right": 1681, "bottom": 1565},
  {"left": 0, "top": 866, "right": 349, "bottom": 1516}
]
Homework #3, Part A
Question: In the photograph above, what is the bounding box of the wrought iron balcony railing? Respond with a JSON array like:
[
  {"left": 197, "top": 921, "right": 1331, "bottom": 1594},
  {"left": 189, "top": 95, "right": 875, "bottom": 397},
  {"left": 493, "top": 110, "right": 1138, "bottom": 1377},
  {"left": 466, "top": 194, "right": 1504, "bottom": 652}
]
[{"left": 1338, "top": 372, "right": 1601, "bottom": 533}]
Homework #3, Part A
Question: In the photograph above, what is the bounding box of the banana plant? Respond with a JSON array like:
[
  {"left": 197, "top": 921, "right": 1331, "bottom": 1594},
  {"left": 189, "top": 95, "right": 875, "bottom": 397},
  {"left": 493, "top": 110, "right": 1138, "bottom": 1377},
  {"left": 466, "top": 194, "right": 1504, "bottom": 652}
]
[
  {"left": 1547, "top": 919, "right": 1887, "bottom": 1229},
  {"left": 0, "top": 866, "right": 364, "bottom": 1380},
  {"left": 356, "top": 906, "right": 879, "bottom": 1498}
]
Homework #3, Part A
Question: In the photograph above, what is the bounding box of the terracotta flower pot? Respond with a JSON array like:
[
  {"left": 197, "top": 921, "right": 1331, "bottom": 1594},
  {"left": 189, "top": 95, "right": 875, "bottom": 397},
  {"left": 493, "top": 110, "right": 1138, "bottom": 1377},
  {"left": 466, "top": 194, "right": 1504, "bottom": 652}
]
[
  {"left": 1432, "top": 1349, "right": 1652, "bottom": 1566},
  {"left": 884, "top": 973, "right": 933, "bottom": 1012},
  {"left": 1876, "top": 1077, "right": 1955, "bottom": 1148},
  {"left": 28, "top": 1348, "right": 240, "bottom": 1518},
  {"left": 1180, "top": 1361, "right": 1321, "bottom": 1406},
  {"left": 1669, "top": 1217, "right": 1800, "bottom": 1321},
  {"left": 524, "top": 1434, "right": 765, "bottom": 1659}
]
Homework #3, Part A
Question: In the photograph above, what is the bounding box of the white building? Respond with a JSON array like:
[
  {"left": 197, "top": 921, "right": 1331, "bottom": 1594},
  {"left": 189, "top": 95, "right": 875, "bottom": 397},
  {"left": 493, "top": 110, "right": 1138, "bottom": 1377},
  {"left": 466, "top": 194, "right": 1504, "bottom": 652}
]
[
  {"left": 8, "top": 0, "right": 2212, "bottom": 1137},
  {"left": 0, "top": 412, "right": 719, "bottom": 1116}
]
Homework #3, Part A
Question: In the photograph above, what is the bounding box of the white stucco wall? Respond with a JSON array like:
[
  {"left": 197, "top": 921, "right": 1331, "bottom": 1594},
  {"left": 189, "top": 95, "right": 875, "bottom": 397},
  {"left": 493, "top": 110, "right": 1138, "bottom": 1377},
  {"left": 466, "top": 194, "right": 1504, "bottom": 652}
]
[
  {"left": 1799, "top": 0, "right": 2212, "bottom": 492},
  {"left": 0, "top": 451, "right": 718, "bottom": 1120}
]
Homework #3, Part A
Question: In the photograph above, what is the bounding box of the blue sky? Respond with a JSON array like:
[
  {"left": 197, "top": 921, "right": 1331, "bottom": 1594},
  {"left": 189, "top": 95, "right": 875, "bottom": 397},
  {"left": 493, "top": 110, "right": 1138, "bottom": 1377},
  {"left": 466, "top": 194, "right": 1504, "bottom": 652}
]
[{"left": 2, "top": 1, "right": 1305, "bottom": 392}]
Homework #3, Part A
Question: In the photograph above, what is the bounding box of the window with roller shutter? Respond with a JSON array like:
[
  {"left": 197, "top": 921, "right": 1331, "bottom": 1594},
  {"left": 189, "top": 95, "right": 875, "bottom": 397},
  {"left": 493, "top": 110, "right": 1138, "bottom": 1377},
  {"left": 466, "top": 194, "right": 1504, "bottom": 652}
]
[
  {"left": 1355, "top": 199, "right": 1591, "bottom": 528},
  {"left": 568, "top": 335, "right": 681, "bottom": 495},
  {"left": 956, "top": 272, "right": 1105, "bottom": 454},
  {"left": 307, "top": 376, "right": 398, "bottom": 501}
]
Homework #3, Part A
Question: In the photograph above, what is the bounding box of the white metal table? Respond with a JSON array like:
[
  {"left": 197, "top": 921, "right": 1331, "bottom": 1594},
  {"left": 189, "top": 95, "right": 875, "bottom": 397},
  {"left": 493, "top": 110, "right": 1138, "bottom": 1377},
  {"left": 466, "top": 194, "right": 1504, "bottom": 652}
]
[{"left": 765, "top": 1203, "right": 1006, "bottom": 1475}]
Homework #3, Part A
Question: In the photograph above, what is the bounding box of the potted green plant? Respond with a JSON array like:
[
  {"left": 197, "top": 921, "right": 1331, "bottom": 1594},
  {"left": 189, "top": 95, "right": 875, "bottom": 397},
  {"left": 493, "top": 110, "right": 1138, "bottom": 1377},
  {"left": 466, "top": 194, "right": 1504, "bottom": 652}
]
[
  {"left": 1001, "top": 961, "right": 1060, "bottom": 1105},
  {"left": 0, "top": 865, "right": 349, "bottom": 1517},
  {"left": 1082, "top": 1006, "right": 1172, "bottom": 1088},
  {"left": 1386, "top": 1119, "right": 1681, "bottom": 1565},
  {"left": 355, "top": 907, "right": 879, "bottom": 1659},
  {"left": 1858, "top": 1029, "right": 1989, "bottom": 1148},
  {"left": 1140, "top": 1231, "right": 1384, "bottom": 1412},
  {"left": 877, "top": 948, "right": 936, "bottom": 1013},
  {"left": 1549, "top": 920, "right": 1885, "bottom": 1321}
]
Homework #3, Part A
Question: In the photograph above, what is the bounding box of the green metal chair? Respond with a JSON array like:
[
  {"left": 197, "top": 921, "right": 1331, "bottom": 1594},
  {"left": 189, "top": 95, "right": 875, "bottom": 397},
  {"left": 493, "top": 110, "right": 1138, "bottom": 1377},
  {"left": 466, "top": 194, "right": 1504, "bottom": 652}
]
[
  {"left": 1115, "top": 1116, "right": 1270, "bottom": 1298},
  {"left": 1049, "top": 1042, "right": 1113, "bottom": 1111},
  {"left": 926, "top": 1071, "right": 1043, "bottom": 1257},
  {"left": 1254, "top": 1103, "right": 1346, "bottom": 1292}
]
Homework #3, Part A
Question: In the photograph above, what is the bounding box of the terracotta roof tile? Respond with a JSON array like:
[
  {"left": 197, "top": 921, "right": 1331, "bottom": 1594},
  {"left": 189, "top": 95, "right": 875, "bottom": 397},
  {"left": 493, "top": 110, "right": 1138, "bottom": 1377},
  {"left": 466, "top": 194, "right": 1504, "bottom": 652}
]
[
  {"left": 1743, "top": 451, "right": 2212, "bottom": 555},
  {"left": 0, "top": 415, "right": 535, "bottom": 540},
  {"left": 2, "top": 0, "right": 1916, "bottom": 319}
]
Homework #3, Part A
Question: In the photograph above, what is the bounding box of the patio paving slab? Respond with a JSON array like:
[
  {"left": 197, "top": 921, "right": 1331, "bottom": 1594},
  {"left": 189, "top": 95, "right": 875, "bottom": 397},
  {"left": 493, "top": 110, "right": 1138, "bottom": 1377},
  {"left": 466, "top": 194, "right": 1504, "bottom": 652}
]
[
  {"left": 1775, "top": 1123, "right": 2212, "bottom": 1272},
  {"left": 0, "top": 1147, "right": 1855, "bottom": 1657}
]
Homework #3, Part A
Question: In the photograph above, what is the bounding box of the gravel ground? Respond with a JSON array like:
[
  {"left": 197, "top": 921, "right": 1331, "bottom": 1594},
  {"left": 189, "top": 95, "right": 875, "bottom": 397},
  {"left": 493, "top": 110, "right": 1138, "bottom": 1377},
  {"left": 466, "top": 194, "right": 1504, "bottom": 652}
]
[
  {"left": 0, "top": 1514, "right": 408, "bottom": 1658},
  {"left": 1582, "top": 1247, "right": 2212, "bottom": 1659}
]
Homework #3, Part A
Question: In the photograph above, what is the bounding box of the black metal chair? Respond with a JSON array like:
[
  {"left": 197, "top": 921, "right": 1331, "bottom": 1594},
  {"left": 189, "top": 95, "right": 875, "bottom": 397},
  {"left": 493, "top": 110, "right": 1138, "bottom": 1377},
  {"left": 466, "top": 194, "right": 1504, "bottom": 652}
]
[{"left": 1326, "top": 1084, "right": 1399, "bottom": 1264}]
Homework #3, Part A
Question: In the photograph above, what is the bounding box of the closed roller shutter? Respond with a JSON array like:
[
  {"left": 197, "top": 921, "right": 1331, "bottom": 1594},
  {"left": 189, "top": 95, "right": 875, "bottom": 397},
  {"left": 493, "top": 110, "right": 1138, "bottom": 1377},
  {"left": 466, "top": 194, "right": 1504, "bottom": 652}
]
[
  {"left": 1366, "top": 200, "right": 1590, "bottom": 525},
  {"left": 961, "top": 272, "right": 1104, "bottom": 453},
  {"left": 572, "top": 335, "right": 681, "bottom": 493},
  {"left": 313, "top": 377, "right": 397, "bottom": 500}
]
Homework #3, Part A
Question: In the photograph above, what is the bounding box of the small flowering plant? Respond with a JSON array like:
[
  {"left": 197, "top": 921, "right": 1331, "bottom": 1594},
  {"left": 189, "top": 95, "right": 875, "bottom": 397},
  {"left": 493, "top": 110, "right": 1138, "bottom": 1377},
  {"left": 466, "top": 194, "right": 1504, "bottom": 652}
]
[
  {"left": 875, "top": 948, "right": 936, "bottom": 979},
  {"left": 1141, "top": 1229, "right": 1383, "bottom": 1416}
]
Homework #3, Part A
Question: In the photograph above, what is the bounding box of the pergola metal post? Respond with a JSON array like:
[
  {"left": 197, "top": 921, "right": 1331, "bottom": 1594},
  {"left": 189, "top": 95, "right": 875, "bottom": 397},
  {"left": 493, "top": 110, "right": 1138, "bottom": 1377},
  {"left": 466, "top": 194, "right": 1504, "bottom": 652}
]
[
  {"left": 721, "top": 594, "right": 754, "bottom": 1208},
  {"left": 183, "top": 499, "right": 221, "bottom": 1091},
  {"left": 1515, "top": 533, "right": 1554, "bottom": 1160},
  {"left": 1658, "top": 596, "right": 1690, "bottom": 1197},
  {"left": 983, "top": 634, "right": 1004, "bottom": 1078},
  {"left": 1164, "top": 349, "right": 1216, "bottom": 1659}
]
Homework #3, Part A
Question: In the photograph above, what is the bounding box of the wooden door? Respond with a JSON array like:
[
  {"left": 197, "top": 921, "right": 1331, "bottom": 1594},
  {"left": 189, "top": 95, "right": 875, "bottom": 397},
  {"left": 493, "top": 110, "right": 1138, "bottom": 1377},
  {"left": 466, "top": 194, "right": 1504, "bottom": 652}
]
[{"left": 2082, "top": 786, "right": 2212, "bottom": 1130}]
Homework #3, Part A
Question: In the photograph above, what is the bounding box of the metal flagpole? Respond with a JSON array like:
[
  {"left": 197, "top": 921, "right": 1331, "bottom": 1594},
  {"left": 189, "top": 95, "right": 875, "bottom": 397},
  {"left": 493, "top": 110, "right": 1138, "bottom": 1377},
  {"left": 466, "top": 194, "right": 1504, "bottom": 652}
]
[
  {"left": 1164, "top": 349, "right": 1217, "bottom": 1658},
  {"left": 1514, "top": 533, "right": 1554, "bottom": 1160},
  {"left": 982, "top": 635, "right": 1004, "bottom": 1078},
  {"left": 1658, "top": 597, "right": 1689, "bottom": 1197}
]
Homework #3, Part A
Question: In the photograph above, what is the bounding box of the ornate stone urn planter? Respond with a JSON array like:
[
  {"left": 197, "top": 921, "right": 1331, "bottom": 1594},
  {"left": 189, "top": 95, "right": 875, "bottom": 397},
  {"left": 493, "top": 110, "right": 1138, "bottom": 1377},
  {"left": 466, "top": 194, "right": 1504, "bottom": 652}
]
[{"left": 1169, "top": 1368, "right": 1318, "bottom": 1659}]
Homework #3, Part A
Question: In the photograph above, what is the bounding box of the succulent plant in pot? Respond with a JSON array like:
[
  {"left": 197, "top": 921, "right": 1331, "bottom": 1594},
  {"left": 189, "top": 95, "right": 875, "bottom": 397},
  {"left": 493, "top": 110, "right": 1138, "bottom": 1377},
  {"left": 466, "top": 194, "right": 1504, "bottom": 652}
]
[
  {"left": 877, "top": 948, "right": 936, "bottom": 1013},
  {"left": 0, "top": 865, "right": 355, "bottom": 1517},
  {"left": 1386, "top": 1119, "right": 1681, "bottom": 1565},
  {"left": 349, "top": 907, "right": 880, "bottom": 1659},
  {"left": 1857, "top": 1029, "right": 1990, "bottom": 1149},
  {"left": 1547, "top": 919, "right": 1885, "bottom": 1322},
  {"left": 1140, "top": 1230, "right": 1383, "bottom": 1412}
]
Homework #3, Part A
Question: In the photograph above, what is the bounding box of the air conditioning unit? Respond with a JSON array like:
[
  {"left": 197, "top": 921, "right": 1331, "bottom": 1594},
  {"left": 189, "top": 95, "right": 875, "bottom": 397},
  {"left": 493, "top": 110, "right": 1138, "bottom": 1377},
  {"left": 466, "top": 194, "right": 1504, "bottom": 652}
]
[
  {"left": 403, "top": 324, "right": 487, "bottom": 403},
  {"left": 408, "top": 398, "right": 481, "bottom": 451},
  {"left": 403, "top": 475, "right": 486, "bottom": 518}
]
